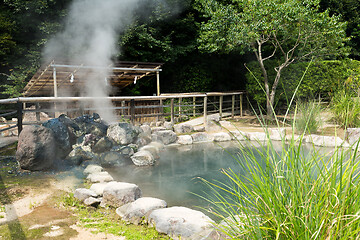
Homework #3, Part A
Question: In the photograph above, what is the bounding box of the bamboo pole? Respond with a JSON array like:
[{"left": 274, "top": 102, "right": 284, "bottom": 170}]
[
  {"left": 193, "top": 97, "right": 196, "bottom": 117},
  {"left": 171, "top": 99, "right": 175, "bottom": 124},
  {"left": 17, "top": 101, "right": 23, "bottom": 134},
  {"left": 204, "top": 96, "right": 208, "bottom": 129},
  {"left": 219, "top": 96, "right": 223, "bottom": 120},
  {"left": 231, "top": 95, "right": 235, "bottom": 118},
  {"left": 240, "top": 94, "right": 243, "bottom": 117}
]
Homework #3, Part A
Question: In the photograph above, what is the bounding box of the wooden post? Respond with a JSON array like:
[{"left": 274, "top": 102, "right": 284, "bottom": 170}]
[
  {"left": 204, "top": 96, "right": 208, "bottom": 129},
  {"left": 240, "top": 94, "right": 243, "bottom": 117},
  {"left": 121, "top": 101, "right": 125, "bottom": 116},
  {"left": 231, "top": 95, "right": 235, "bottom": 118},
  {"left": 130, "top": 99, "right": 135, "bottom": 125},
  {"left": 159, "top": 99, "right": 164, "bottom": 121},
  {"left": 193, "top": 97, "right": 196, "bottom": 117},
  {"left": 17, "top": 101, "right": 23, "bottom": 134},
  {"left": 219, "top": 95, "right": 223, "bottom": 120},
  {"left": 35, "top": 103, "right": 40, "bottom": 121},
  {"left": 170, "top": 98, "right": 175, "bottom": 124},
  {"left": 53, "top": 67, "right": 59, "bottom": 118},
  {"left": 178, "top": 98, "right": 182, "bottom": 118},
  {"left": 156, "top": 71, "right": 160, "bottom": 96}
]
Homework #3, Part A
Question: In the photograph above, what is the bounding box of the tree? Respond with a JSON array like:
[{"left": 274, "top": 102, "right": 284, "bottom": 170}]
[{"left": 195, "top": 0, "right": 348, "bottom": 118}]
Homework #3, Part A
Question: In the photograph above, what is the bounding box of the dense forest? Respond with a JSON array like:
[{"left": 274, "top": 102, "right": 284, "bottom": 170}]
[{"left": 0, "top": 0, "right": 359, "bottom": 114}]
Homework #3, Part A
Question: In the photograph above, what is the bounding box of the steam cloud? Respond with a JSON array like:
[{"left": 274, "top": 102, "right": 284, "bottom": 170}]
[{"left": 44, "top": 0, "right": 143, "bottom": 123}]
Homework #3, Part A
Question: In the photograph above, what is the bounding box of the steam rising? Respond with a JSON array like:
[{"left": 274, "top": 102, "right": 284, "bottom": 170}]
[{"left": 44, "top": 0, "right": 142, "bottom": 123}]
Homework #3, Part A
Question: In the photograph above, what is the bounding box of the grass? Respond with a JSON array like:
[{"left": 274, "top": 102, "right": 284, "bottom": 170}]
[
  {"left": 61, "top": 193, "right": 171, "bottom": 240},
  {"left": 294, "top": 100, "right": 322, "bottom": 134},
  {"left": 200, "top": 121, "right": 360, "bottom": 239}
]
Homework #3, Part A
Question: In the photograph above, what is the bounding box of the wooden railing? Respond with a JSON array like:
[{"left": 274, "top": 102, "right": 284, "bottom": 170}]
[{"left": 0, "top": 91, "right": 246, "bottom": 135}]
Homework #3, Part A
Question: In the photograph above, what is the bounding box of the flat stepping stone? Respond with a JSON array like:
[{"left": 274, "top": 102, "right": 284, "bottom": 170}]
[{"left": 86, "top": 171, "right": 114, "bottom": 183}]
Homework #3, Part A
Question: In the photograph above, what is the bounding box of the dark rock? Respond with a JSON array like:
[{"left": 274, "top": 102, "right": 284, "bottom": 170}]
[
  {"left": 100, "top": 151, "right": 129, "bottom": 166},
  {"left": 152, "top": 130, "right": 177, "bottom": 145},
  {"left": 16, "top": 125, "right": 56, "bottom": 171},
  {"left": 42, "top": 118, "right": 72, "bottom": 158},
  {"left": 92, "top": 137, "right": 113, "bottom": 153},
  {"left": 74, "top": 114, "right": 108, "bottom": 138},
  {"left": 67, "top": 145, "right": 98, "bottom": 162}
]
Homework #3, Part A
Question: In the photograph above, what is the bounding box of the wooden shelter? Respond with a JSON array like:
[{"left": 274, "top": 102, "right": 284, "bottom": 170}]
[{"left": 23, "top": 60, "right": 163, "bottom": 97}]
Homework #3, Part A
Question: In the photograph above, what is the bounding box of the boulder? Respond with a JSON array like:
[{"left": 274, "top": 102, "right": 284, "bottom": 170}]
[
  {"left": 90, "top": 182, "right": 111, "bottom": 196},
  {"left": 270, "top": 128, "right": 286, "bottom": 141},
  {"left": 135, "top": 136, "right": 152, "bottom": 148},
  {"left": 140, "top": 125, "right": 152, "bottom": 136},
  {"left": 84, "top": 197, "right": 102, "bottom": 207},
  {"left": 67, "top": 145, "right": 97, "bottom": 163},
  {"left": 92, "top": 137, "right": 113, "bottom": 153},
  {"left": 211, "top": 132, "right": 232, "bottom": 142},
  {"left": 148, "top": 207, "right": 214, "bottom": 239},
  {"left": 305, "top": 135, "right": 348, "bottom": 147},
  {"left": 131, "top": 150, "right": 155, "bottom": 166},
  {"left": 83, "top": 164, "right": 103, "bottom": 175},
  {"left": 219, "top": 120, "right": 233, "bottom": 129},
  {"left": 74, "top": 188, "right": 97, "bottom": 201},
  {"left": 156, "top": 121, "right": 164, "bottom": 127},
  {"left": 194, "top": 126, "right": 205, "bottom": 132},
  {"left": 152, "top": 130, "right": 177, "bottom": 145},
  {"left": 229, "top": 131, "right": 246, "bottom": 141},
  {"left": 139, "top": 145, "right": 160, "bottom": 159},
  {"left": 102, "top": 182, "right": 142, "bottom": 208},
  {"left": 100, "top": 151, "right": 129, "bottom": 166},
  {"left": 177, "top": 135, "right": 193, "bottom": 145},
  {"left": 345, "top": 128, "right": 360, "bottom": 146},
  {"left": 174, "top": 124, "right": 194, "bottom": 134},
  {"left": 116, "top": 197, "right": 167, "bottom": 224},
  {"left": 151, "top": 127, "right": 167, "bottom": 133},
  {"left": 16, "top": 125, "right": 56, "bottom": 171},
  {"left": 42, "top": 118, "right": 72, "bottom": 158},
  {"left": 206, "top": 114, "right": 222, "bottom": 132},
  {"left": 246, "top": 132, "right": 268, "bottom": 141},
  {"left": 74, "top": 113, "right": 108, "bottom": 138},
  {"left": 191, "top": 132, "right": 214, "bottom": 143},
  {"left": 87, "top": 171, "right": 114, "bottom": 183},
  {"left": 164, "top": 122, "right": 174, "bottom": 130},
  {"left": 107, "top": 122, "right": 140, "bottom": 145}
]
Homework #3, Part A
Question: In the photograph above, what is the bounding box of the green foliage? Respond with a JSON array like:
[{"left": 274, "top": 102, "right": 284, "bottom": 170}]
[
  {"left": 331, "top": 90, "right": 360, "bottom": 128},
  {"left": 200, "top": 134, "right": 360, "bottom": 239},
  {"left": 294, "top": 100, "right": 322, "bottom": 134},
  {"left": 245, "top": 59, "right": 360, "bottom": 111}
]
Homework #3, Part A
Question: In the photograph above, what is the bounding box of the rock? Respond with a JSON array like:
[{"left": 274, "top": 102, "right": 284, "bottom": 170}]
[
  {"left": 139, "top": 145, "right": 160, "bottom": 159},
  {"left": 116, "top": 197, "right": 167, "bottom": 224},
  {"left": 84, "top": 197, "right": 102, "bottom": 207},
  {"left": 140, "top": 125, "right": 152, "bottom": 136},
  {"left": 90, "top": 182, "right": 111, "bottom": 196},
  {"left": 100, "top": 151, "right": 129, "bottom": 166},
  {"left": 135, "top": 136, "right": 152, "bottom": 148},
  {"left": 131, "top": 150, "right": 155, "bottom": 166},
  {"left": 191, "top": 132, "right": 214, "bottom": 143},
  {"left": 42, "top": 118, "right": 72, "bottom": 158},
  {"left": 107, "top": 122, "right": 140, "bottom": 145},
  {"left": 16, "top": 125, "right": 56, "bottom": 171},
  {"left": 219, "top": 120, "right": 233, "bottom": 129},
  {"left": 229, "top": 131, "right": 246, "bottom": 141},
  {"left": 67, "top": 145, "right": 97, "bottom": 162},
  {"left": 211, "top": 132, "right": 232, "bottom": 142},
  {"left": 345, "top": 128, "right": 360, "bottom": 145},
  {"left": 152, "top": 130, "right": 177, "bottom": 145},
  {"left": 87, "top": 171, "right": 114, "bottom": 183},
  {"left": 305, "top": 135, "right": 348, "bottom": 147},
  {"left": 194, "top": 126, "right": 205, "bottom": 132},
  {"left": 164, "top": 122, "right": 174, "bottom": 130},
  {"left": 74, "top": 188, "right": 97, "bottom": 201},
  {"left": 156, "top": 121, "right": 164, "bottom": 127},
  {"left": 174, "top": 124, "right": 194, "bottom": 134},
  {"left": 151, "top": 127, "right": 167, "bottom": 133},
  {"left": 246, "top": 132, "right": 268, "bottom": 141},
  {"left": 148, "top": 207, "right": 214, "bottom": 239},
  {"left": 270, "top": 128, "right": 286, "bottom": 141},
  {"left": 206, "top": 114, "right": 222, "bottom": 132},
  {"left": 102, "top": 182, "right": 142, "bottom": 208},
  {"left": 117, "top": 146, "right": 135, "bottom": 157},
  {"left": 74, "top": 113, "right": 108, "bottom": 138},
  {"left": 177, "top": 135, "right": 193, "bottom": 145},
  {"left": 83, "top": 164, "right": 103, "bottom": 175},
  {"left": 92, "top": 137, "right": 113, "bottom": 153}
]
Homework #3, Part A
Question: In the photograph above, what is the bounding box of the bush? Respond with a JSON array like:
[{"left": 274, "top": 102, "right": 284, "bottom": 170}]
[
  {"left": 294, "top": 100, "right": 322, "bottom": 134},
  {"left": 331, "top": 90, "right": 360, "bottom": 128},
  {"left": 201, "top": 134, "right": 360, "bottom": 239}
]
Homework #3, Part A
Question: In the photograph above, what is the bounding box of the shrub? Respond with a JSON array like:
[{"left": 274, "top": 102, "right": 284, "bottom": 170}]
[
  {"left": 331, "top": 90, "right": 360, "bottom": 128},
  {"left": 294, "top": 100, "right": 322, "bottom": 134}
]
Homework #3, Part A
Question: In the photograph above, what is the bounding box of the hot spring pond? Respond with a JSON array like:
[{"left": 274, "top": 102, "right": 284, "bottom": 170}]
[{"left": 106, "top": 141, "right": 327, "bottom": 210}]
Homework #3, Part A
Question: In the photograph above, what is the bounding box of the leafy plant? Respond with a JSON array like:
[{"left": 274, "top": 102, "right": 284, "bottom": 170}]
[
  {"left": 331, "top": 89, "right": 360, "bottom": 128},
  {"left": 294, "top": 100, "right": 322, "bottom": 134}
]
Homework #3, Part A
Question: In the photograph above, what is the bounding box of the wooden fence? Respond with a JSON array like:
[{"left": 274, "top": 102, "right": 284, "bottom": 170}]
[{"left": 0, "top": 91, "right": 245, "bottom": 135}]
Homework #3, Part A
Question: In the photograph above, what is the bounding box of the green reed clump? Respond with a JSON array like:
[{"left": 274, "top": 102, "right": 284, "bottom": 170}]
[
  {"left": 294, "top": 100, "right": 322, "bottom": 134},
  {"left": 201, "top": 136, "right": 360, "bottom": 239},
  {"left": 331, "top": 90, "right": 360, "bottom": 128}
]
